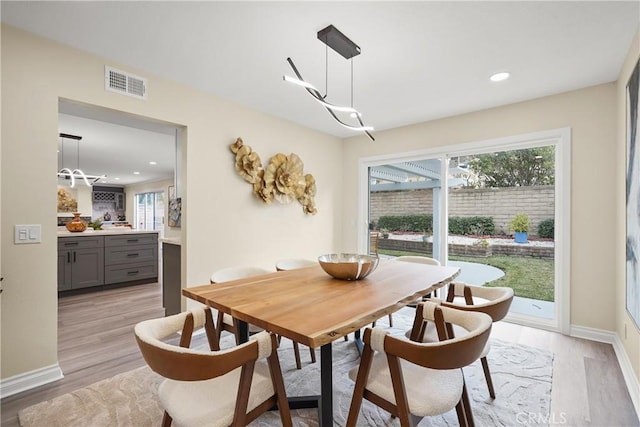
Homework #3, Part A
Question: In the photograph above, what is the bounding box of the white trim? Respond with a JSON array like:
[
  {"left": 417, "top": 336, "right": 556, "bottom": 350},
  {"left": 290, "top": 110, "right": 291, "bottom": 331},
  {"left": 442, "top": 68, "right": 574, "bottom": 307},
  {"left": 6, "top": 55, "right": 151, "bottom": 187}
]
[
  {"left": 570, "top": 326, "right": 640, "bottom": 418},
  {"left": 358, "top": 127, "right": 571, "bottom": 333},
  {"left": 613, "top": 335, "right": 640, "bottom": 418},
  {"left": 0, "top": 363, "right": 63, "bottom": 398},
  {"left": 570, "top": 324, "right": 617, "bottom": 344}
]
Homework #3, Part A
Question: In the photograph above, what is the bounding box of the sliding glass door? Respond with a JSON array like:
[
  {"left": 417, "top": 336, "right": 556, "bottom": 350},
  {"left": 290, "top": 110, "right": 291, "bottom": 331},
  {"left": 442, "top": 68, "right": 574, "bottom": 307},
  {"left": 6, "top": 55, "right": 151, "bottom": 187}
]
[
  {"left": 135, "top": 191, "right": 164, "bottom": 234},
  {"left": 360, "top": 128, "right": 570, "bottom": 332}
]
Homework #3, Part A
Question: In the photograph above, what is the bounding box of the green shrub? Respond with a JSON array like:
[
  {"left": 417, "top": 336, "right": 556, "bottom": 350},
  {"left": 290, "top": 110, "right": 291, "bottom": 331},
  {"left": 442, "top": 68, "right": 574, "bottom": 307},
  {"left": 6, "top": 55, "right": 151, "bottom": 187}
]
[
  {"left": 449, "top": 216, "right": 495, "bottom": 236},
  {"left": 377, "top": 214, "right": 494, "bottom": 236},
  {"left": 377, "top": 215, "right": 432, "bottom": 232},
  {"left": 538, "top": 218, "right": 554, "bottom": 238}
]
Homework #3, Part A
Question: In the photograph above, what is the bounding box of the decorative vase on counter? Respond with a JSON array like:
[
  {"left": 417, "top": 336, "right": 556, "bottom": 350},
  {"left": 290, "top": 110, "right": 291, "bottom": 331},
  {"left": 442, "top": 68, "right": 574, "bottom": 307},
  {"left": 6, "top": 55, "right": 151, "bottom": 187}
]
[{"left": 66, "top": 212, "right": 87, "bottom": 232}]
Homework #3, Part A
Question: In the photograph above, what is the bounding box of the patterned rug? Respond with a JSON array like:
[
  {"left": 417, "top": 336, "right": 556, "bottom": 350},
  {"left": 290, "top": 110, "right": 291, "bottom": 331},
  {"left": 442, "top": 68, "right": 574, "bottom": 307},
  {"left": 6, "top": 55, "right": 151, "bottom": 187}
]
[{"left": 19, "top": 308, "right": 553, "bottom": 426}]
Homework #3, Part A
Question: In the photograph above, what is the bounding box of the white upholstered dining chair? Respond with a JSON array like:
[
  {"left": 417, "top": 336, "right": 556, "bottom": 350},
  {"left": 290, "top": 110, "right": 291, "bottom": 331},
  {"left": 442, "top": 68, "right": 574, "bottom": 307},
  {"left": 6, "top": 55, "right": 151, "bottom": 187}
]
[
  {"left": 134, "top": 307, "right": 293, "bottom": 427},
  {"left": 408, "top": 282, "right": 514, "bottom": 399},
  {"left": 275, "top": 258, "right": 317, "bottom": 271},
  {"left": 346, "top": 302, "right": 493, "bottom": 427}
]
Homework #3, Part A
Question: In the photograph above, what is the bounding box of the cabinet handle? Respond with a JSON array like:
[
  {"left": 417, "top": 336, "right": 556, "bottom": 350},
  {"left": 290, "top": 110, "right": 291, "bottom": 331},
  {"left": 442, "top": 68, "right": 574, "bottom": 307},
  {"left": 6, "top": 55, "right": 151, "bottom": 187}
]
[
  {"left": 127, "top": 270, "right": 139, "bottom": 275},
  {"left": 67, "top": 252, "right": 71, "bottom": 263},
  {"left": 64, "top": 242, "right": 79, "bottom": 246},
  {"left": 73, "top": 252, "right": 76, "bottom": 263},
  {"left": 126, "top": 253, "right": 139, "bottom": 258},
  {"left": 127, "top": 239, "right": 139, "bottom": 243}
]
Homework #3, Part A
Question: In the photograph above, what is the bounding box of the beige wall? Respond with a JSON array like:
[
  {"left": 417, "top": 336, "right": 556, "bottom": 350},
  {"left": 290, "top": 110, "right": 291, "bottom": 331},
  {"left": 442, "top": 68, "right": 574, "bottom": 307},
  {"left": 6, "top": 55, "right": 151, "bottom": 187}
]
[
  {"left": 341, "top": 84, "right": 617, "bottom": 332},
  {"left": 0, "top": 25, "right": 342, "bottom": 379},
  {"left": 617, "top": 32, "right": 640, "bottom": 382}
]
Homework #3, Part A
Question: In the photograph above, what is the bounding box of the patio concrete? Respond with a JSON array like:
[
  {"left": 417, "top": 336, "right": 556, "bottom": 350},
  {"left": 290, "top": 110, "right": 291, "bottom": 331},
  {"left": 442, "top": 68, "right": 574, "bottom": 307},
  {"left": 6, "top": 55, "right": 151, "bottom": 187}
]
[
  {"left": 447, "top": 260, "right": 504, "bottom": 285},
  {"left": 384, "top": 255, "right": 555, "bottom": 320}
]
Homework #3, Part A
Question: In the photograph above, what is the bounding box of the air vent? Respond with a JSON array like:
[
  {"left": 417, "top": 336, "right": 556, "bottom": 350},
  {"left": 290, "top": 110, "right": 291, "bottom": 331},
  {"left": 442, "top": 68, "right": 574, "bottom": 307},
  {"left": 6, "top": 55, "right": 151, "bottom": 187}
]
[{"left": 105, "top": 66, "right": 147, "bottom": 99}]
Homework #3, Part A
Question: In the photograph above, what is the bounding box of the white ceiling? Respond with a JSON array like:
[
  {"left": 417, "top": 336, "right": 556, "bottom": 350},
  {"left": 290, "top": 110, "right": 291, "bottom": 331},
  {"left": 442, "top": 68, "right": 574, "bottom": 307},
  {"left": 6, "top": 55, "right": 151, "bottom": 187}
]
[
  {"left": 57, "top": 111, "right": 176, "bottom": 186},
  {"left": 2, "top": 1, "right": 639, "bottom": 177}
]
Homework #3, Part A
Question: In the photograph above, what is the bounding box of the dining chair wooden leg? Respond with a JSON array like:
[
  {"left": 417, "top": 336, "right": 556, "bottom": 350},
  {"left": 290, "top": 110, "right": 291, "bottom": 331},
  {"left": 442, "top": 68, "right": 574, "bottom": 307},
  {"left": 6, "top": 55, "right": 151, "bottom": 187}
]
[
  {"left": 292, "top": 341, "right": 302, "bottom": 370},
  {"left": 215, "top": 311, "right": 225, "bottom": 343},
  {"left": 346, "top": 338, "right": 375, "bottom": 426},
  {"left": 267, "top": 334, "right": 294, "bottom": 427},
  {"left": 387, "top": 313, "right": 393, "bottom": 327},
  {"left": 480, "top": 356, "right": 496, "bottom": 399},
  {"left": 461, "top": 381, "right": 475, "bottom": 427},
  {"left": 309, "top": 346, "right": 316, "bottom": 363},
  {"left": 454, "top": 399, "right": 468, "bottom": 427},
  {"left": 161, "top": 411, "right": 172, "bottom": 427}
]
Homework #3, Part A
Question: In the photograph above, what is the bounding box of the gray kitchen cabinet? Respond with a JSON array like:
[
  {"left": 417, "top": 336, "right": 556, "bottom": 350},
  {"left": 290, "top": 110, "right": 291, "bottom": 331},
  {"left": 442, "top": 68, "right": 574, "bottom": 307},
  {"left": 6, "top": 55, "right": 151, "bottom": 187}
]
[
  {"left": 58, "top": 236, "right": 105, "bottom": 290},
  {"left": 104, "top": 233, "right": 158, "bottom": 284}
]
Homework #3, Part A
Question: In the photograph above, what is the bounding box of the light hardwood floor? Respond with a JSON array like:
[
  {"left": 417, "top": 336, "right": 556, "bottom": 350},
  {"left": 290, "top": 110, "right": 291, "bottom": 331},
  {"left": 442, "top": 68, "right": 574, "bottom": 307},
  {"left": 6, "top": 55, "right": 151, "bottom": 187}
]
[{"left": 1, "top": 282, "right": 638, "bottom": 426}]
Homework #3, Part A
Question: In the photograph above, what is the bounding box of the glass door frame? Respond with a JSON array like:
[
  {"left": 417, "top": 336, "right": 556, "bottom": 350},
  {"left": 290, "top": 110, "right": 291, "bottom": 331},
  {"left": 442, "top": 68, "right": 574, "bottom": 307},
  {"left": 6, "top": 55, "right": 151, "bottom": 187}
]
[{"left": 357, "top": 127, "right": 571, "bottom": 333}]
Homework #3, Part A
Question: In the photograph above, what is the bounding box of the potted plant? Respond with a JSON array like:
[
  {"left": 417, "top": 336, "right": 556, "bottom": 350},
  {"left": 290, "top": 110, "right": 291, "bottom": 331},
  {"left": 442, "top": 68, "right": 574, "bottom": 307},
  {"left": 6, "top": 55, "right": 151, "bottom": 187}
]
[
  {"left": 421, "top": 227, "right": 431, "bottom": 242},
  {"left": 509, "top": 213, "right": 530, "bottom": 243}
]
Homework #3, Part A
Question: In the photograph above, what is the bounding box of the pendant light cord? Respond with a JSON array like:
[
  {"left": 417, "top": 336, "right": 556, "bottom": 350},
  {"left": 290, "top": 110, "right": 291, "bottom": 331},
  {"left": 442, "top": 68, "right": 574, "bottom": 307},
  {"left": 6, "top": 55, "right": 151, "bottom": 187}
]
[
  {"left": 324, "top": 41, "right": 328, "bottom": 99},
  {"left": 351, "top": 58, "right": 354, "bottom": 109}
]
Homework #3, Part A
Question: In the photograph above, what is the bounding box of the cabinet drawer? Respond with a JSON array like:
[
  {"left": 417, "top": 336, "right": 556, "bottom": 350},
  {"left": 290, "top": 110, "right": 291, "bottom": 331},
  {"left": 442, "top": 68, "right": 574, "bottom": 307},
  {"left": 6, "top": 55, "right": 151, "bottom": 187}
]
[
  {"left": 105, "top": 234, "right": 158, "bottom": 247},
  {"left": 58, "top": 236, "right": 104, "bottom": 250},
  {"left": 104, "top": 262, "right": 157, "bottom": 284},
  {"left": 105, "top": 245, "right": 157, "bottom": 265}
]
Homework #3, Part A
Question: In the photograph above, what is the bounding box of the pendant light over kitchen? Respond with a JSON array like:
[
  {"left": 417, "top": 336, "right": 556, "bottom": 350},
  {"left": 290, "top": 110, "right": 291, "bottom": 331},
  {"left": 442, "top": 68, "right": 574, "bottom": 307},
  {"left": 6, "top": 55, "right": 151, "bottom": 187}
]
[
  {"left": 284, "top": 25, "right": 375, "bottom": 141},
  {"left": 57, "top": 133, "right": 106, "bottom": 187}
]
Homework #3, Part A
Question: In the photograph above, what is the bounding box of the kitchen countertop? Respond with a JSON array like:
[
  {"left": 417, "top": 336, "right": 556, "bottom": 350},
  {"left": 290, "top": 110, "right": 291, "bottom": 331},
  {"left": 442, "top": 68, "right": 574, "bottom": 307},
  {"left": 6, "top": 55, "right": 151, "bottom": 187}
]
[
  {"left": 160, "top": 237, "right": 181, "bottom": 245},
  {"left": 58, "top": 228, "right": 160, "bottom": 237}
]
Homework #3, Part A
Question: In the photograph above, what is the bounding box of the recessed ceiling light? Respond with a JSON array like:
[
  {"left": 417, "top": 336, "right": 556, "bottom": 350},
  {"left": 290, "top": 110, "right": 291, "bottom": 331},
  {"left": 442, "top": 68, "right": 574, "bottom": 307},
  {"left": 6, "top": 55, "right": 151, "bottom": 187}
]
[
  {"left": 115, "top": 177, "right": 120, "bottom": 180},
  {"left": 490, "top": 72, "right": 510, "bottom": 82},
  {"left": 133, "top": 171, "right": 140, "bottom": 175},
  {"left": 101, "top": 180, "right": 107, "bottom": 183},
  {"left": 149, "top": 161, "right": 157, "bottom": 165}
]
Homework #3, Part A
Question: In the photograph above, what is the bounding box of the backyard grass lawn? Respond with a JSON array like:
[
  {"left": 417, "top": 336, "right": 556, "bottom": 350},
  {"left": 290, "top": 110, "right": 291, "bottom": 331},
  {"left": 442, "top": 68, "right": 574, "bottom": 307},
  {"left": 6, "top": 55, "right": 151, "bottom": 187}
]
[{"left": 380, "top": 250, "right": 555, "bottom": 302}]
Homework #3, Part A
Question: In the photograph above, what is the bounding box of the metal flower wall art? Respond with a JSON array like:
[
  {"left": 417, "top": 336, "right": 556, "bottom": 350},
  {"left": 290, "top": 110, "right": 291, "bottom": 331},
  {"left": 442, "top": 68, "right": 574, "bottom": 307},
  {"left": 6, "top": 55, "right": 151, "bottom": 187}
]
[{"left": 230, "top": 137, "right": 317, "bottom": 215}]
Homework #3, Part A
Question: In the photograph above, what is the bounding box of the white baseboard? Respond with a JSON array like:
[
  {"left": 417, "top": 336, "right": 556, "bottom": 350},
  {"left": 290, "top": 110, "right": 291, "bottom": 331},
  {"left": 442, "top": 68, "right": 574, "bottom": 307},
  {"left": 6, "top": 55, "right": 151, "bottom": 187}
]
[
  {"left": 0, "top": 364, "right": 64, "bottom": 399},
  {"left": 612, "top": 335, "right": 640, "bottom": 419},
  {"left": 570, "top": 325, "right": 640, "bottom": 418}
]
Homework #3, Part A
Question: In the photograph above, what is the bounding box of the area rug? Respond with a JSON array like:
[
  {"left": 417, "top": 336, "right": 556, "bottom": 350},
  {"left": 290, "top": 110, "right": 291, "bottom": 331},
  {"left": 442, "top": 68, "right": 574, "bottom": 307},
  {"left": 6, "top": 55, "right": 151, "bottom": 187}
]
[{"left": 19, "top": 309, "right": 553, "bottom": 427}]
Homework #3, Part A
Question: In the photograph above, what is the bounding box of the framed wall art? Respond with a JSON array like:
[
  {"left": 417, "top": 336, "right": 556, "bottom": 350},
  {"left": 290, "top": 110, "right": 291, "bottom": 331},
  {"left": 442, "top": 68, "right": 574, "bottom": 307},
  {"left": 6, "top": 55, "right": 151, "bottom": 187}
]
[{"left": 626, "top": 58, "right": 640, "bottom": 329}]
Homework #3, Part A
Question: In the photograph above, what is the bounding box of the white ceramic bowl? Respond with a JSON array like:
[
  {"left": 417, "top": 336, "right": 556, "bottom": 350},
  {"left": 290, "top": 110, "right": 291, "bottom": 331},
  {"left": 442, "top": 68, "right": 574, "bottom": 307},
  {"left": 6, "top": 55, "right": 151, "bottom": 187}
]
[{"left": 317, "top": 253, "right": 379, "bottom": 280}]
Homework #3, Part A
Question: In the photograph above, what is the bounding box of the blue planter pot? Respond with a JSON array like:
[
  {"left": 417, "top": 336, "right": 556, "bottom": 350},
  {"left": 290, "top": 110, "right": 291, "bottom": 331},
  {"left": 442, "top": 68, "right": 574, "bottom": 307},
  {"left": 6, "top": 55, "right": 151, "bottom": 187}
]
[{"left": 514, "top": 231, "right": 528, "bottom": 244}]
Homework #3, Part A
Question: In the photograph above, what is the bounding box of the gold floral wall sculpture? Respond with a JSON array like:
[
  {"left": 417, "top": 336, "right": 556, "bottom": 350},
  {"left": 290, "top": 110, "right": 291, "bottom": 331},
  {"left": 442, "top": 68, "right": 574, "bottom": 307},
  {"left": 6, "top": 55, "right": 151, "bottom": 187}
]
[{"left": 230, "top": 137, "right": 317, "bottom": 215}]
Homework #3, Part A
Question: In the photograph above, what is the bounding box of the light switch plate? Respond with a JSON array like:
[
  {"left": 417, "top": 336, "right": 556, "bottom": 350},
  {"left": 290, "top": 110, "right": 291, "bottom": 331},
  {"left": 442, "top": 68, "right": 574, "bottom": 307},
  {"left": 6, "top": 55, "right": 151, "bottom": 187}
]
[{"left": 14, "top": 224, "right": 41, "bottom": 244}]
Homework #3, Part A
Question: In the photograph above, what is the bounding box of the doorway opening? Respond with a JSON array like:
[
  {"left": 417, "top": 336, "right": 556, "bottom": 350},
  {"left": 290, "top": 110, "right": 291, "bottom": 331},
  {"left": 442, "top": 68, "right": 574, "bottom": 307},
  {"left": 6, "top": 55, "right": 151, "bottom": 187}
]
[{"left": 56, "top": 99, "right": 184, "bottom": 377}]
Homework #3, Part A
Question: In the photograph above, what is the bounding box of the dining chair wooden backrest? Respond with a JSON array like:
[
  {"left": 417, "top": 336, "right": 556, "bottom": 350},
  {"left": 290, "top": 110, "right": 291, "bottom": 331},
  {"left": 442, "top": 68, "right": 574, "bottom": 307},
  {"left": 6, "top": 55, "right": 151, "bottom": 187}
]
[
  {"left": 347, "top": 302, "right": 492, "bottom": 427},
  {"left": 442, "top": 282, "right": 513, "bottom": 399},
  {"left": 408, "top": 282, "right": 514, "bottom": 400},
  {"left": 134, "top": 308, "right": 292, "bottom": 427}
]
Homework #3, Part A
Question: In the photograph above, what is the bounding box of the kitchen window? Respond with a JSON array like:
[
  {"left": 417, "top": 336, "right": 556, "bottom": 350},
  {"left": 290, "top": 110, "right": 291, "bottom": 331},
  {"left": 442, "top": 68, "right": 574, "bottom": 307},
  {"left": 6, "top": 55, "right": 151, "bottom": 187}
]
[{"left": 135, "top": 191, "right": 164, "bottom": 233}]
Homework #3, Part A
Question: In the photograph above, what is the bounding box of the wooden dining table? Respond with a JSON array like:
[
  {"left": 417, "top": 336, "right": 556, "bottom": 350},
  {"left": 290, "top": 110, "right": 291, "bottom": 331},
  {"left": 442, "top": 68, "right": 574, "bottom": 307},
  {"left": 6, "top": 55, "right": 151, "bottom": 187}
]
[{"left": 182, "top": 258, "right": 460, "bottom": 426}]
